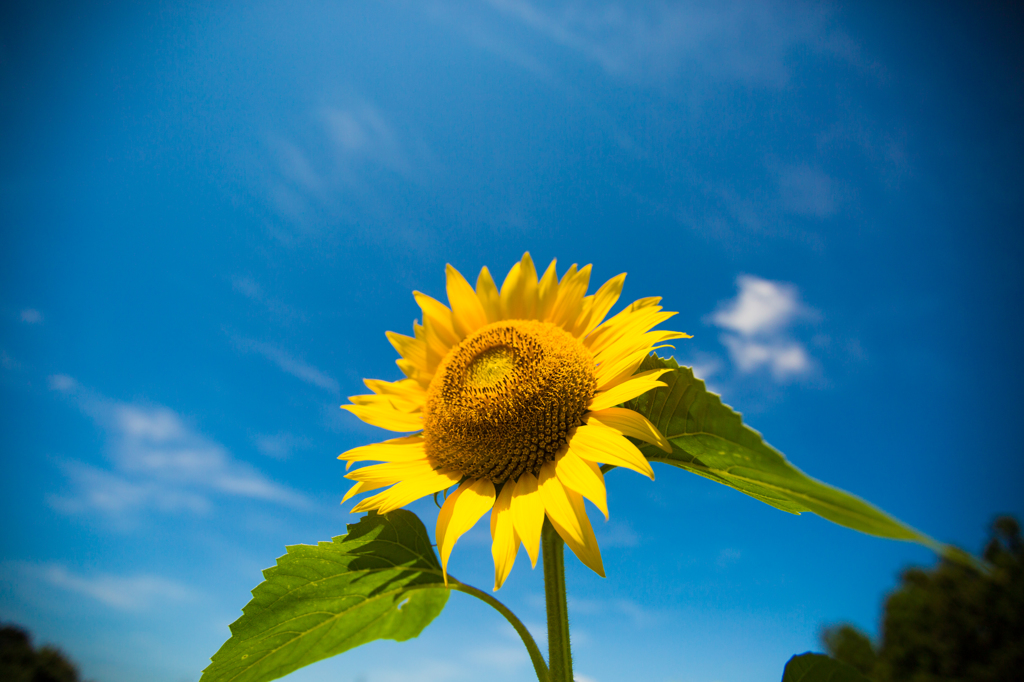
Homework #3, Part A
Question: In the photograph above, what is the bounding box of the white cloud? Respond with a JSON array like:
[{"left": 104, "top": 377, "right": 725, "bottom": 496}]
[
  {"left": 711, "top": 276, "right": 816, "bottom": 382},
  {"left": 230, "top": 334, "right": 339, "bottom": 393},
  {"left": 48, "top": 378, "right": 310, "bottom": 520},
  {"left": 720, "top": 336, "right": 811, "bottom": 380},
  {"left": 20, "top": 308, "right": 43, "bottom": 324},
  {"left": 711, "top": 275, "right": 802, "bottom": 336},
  {"left": 41, "top": 564, "right": 196, "bottom": 611}
]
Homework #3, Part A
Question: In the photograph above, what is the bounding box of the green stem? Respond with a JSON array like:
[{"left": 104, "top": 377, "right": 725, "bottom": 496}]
[
  {"left": 448, "top": 580, "right": 550, "bottom": 682},
  {"left": 542, "top": 519, "right": 573, "bottom": 682}
]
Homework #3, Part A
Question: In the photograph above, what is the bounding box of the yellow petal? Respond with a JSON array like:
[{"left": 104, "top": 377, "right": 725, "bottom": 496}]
[
  {"left": 586, "top": 407, "right": 672, "bottom": 453},
  {"left": 341, "top": 479, "right": 390, "bottom": 503},
  {"left": 437, "top": 478, "right": 496, "bottom": 583},
  {"left": 490, "top": 483, "right": 520, "bottom": 591},
  {"left": 362, "top": 378, "right": 427, "bottom": 411},
  {"left": 511, "top": 472, "right": 545, "bottom": 568},
  {"left": 347, "top": 393, "right": 394, "bottom": 407},
  {"left": 626, "top": 296, "right": 662, "bottom": 312},
  {"left": 422, "top": 318, "right": 451, "bottom": 374},
  {"left": 446, "top": 264, "right": 490, "bottom": 338},
  {"left": 554, "top": 448, "right": 608, "bottom": 519},
  {"left": 587, "top": 308, "right": 676, "bottom": 358},
  {"left": 536, "top": 259, "right": 560, "bottom": 320},
  {"left": 587, "top": 368, "right": 672, "bottom": 412},
  {"left": 413, "top": 292, "right": 460, "bottom": 348},
  {"left": 594, "top": 325, "right": 689, "bottom": 375},
  {"left": 344, "top": 458, "right": 436, "bottom": 484},
  {"left": 338, "top": 435, "right": 427, "bottom": 468},
  {"left": 538, "top": 461, "right": 584, "bottom": 544},
  {"left": 501, "top": 253, "right": 539, "bottom": 319},
  {"left": 364, "top": 377, "right": 427, "bottom": 398},
  {"left": 583, "top": 300, "right": 664, "bottom": 354},
  {"left": 554, "top": 486, "right": 605, "bottom": 577},
  {"left": 351, "top": 468, "right": 461, "bottom": 514},
  {"left": 573, "top": 273, "right": 625, "bottom": 337},
  {"left": 595, "top": 344, "right": 676, "bottom": 391},
  {"left": 476, "top": 266, "right": 502, "bottom": 323},
  {"left": 385, "top": 331, "right": 427, "bottom": 370},
  {"left": 395, "top": 358, "right": 430, "bottom": 387},
  {"left": 569, "top": 423, "right": 655, "bottom": 480},
  {"left": 340, "top": 403, "right": 424, "bottom": 432},
  {"left": 549, "top": 264, "right": 591, "bottom": 329}
]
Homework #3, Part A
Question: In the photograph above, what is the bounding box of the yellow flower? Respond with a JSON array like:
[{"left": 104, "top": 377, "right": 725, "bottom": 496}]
[{"left": 340, "top": 253, "right": 691, "bottom": 590}]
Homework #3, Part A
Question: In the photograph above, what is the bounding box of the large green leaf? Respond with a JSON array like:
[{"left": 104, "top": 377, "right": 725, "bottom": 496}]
[
  {"left": 628, "top": 355, "right": 945, "bottom": 551},
  {"left": 782, "top": 653, "right": 873, "bottom": 682},
  {"left": 201, "top": 510, "right": 449, "bottom": 682}
]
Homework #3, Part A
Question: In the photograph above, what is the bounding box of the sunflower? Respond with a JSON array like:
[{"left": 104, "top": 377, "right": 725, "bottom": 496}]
[{"left": 339, "top": 253, "right": 690, "bottom": 590}]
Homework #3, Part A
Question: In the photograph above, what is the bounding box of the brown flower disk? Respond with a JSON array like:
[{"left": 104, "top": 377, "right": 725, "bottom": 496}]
[{"left": 424, "top": 320, "right": 597, "bottom": 483}]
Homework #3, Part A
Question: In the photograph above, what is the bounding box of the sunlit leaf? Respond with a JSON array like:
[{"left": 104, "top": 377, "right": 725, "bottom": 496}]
[
  {"left": 628, "top": 355, "right": 948, "bottom": 553},
  {"left": 201, "top": 510, "right": 448, "bottom": 682},
  {"left": 782, "top": 653, "right": 872, "bottom": 682}
]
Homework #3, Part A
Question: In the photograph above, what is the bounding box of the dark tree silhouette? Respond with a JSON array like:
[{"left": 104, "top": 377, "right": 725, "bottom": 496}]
[
  {"left": 821, "top": 516, "right": 1024, "bottom": 682},
  {"left": 0, "top": 624, "right": 83, "bottom": 682}
]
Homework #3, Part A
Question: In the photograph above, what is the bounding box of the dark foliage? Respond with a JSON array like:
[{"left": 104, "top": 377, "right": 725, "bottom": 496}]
[
  {"left": 0, "top": 624, "right": 82, "bottom": 682},
  {"left": 820, "top": 624, "right": 877, "bottom": 676},
  {"left": 822, "top": 516, "right": 1024, "bottom": 682}
]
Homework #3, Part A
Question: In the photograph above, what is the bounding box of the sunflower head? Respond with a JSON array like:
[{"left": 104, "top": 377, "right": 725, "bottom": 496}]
[
  {"left": 425, "top": 319, "right": 595, "bottom": 484},
  {"left": 340, "top": 253, "right": 690, "bottom": 590}
]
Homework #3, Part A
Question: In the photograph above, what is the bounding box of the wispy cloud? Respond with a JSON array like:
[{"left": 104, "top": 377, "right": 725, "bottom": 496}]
[
  {"left": 253, "top": 432, "right": 310, "bottom": 460},
  {"left": 475, "top": 0, "right": 854, "bottom": 88},
  {"left": 42, "top": 564, "right": 197, "bottom": 611},
  {"left": 2, "top": 561, "right": 196, "bottom": 612},
  {"left": 1, "top": 349, "right": 19, "bottom": 371},
  {"left": 594, "top": 520, "right": 640, "bottom": 548},
  {"left": 567, "top": 596, "right": 659, "bottom": 627},
  {"left": 363, "top": 660, "right": 461, "bottom": 682},
  {"left": 710, "top": 275, "right": 816, "bottom": 381},
  {"left": 48, "top": 377, "right": 310, "bottom": 521},
  {"left": 775, "top": 163, "right": 840, "bottom": 218},
  {"left": 48, "top": 374, "right": 78, "bottom": 392},
  {"left": 467, "top": 645, "right": 529, "bottom": 668},
  {"left": 229, "top": 333, "right": 339, "bottom": 393},
  {"left": 232, "top": 276, "right": 305, "bottom": 322},
  {"left": 20, "top": 308, "right": 43, "bottom": 324},
  {"left": 263, "top": 100, "right": 431, "bottom": 233}
]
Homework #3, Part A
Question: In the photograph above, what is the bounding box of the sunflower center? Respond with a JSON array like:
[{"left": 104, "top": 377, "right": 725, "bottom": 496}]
[{"left": 424, "top": 320, "right": 596, "bottom": 483}]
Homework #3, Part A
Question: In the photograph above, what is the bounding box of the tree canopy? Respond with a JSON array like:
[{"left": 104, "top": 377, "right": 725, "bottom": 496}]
[{"left": 822, "top": 516, "right": 1024, "bottom": 682}]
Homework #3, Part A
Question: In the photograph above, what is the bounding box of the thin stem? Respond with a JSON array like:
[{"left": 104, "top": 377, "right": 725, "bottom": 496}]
[
  {"left": 542, "top": 519, "right": 573, "bottom": 682},
  {"left": 448, "top": 581, "right": 549, "bottom": 682}
]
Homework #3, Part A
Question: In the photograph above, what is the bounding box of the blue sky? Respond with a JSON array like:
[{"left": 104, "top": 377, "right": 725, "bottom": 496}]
[{"left": 2, "top": 1, "right": 1022, "bottom": 681}]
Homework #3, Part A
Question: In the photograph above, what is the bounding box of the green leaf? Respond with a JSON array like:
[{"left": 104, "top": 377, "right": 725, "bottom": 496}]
[
  {"left": 201, "top": 510, "right": 449, "bottom": 682},
  {"left": 782, "top": 653, "right": 873, "bottom": 682},
  {"left": 628, "top": 355, "right": 944, "bottom": 551}
]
